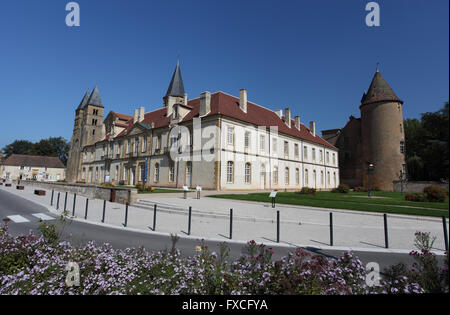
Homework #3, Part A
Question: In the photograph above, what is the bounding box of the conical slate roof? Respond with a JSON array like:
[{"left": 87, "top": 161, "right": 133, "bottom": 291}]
[
  {"left": 77, "top": 91, "right": 90, "bottom": 110},
  {"left": 87, "top": 85, "right": 103, "bottom": 107},
  {"left": 361, "top": 71, "right": 402, "bottom": 106},
  {"left": 165, "top": 63, "right": 185, "bottom": 97}
]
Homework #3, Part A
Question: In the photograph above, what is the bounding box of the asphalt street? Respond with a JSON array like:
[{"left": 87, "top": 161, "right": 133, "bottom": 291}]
[{"left": 0, "top": 188, "right": 444, "bottom": 272}]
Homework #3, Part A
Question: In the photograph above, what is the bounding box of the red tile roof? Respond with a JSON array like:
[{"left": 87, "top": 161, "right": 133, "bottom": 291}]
[
  {"left": 109, "top": 92, "right": 336, "bottom": 149},
  {"left": 112, "top": 112, "right": 133, "bottom": 121},
  {"left": 3, "top": 154, "right": 65, "bottom": 168}
]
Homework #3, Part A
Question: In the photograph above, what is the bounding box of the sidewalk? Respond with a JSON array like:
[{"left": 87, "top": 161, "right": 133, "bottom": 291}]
[{"left": 1, "top": 183, "right": 448, "bottom": 253}]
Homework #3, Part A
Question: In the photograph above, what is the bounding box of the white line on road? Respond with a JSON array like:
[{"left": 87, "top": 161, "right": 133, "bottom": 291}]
[
  {"left": 32, "top": 213, "right": 55, "bottom": 221},
  {"left": 7, "top": 215, "right": 30, "bottom": 223}
]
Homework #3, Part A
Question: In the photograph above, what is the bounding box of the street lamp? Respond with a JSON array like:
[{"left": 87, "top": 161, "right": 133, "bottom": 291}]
[{"left": 367, "top": 162, "right": 375, "bottom": 198}]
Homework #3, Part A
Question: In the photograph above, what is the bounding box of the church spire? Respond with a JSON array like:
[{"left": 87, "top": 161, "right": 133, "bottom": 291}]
[
  {"left": 77, "top": 90, "right": 90, "bottom": 110},
  {"left": 165, "top": 62, "right": 185, "bottom": 98},
  {"left": 87, "top": 84, "right": 103, "bottom": 107}
]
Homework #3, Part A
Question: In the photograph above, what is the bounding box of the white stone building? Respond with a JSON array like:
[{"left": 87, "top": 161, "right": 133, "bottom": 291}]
[
  {"left": 1, "top": 154, "right": 66, "bottom": 182},
  {"left": 67, "top": 64, "right": 339, "bottom": 191}
]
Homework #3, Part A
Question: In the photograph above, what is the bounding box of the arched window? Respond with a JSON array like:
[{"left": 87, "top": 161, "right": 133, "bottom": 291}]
[
  {"left": 245, "top": 163, "right": 251, "bottom": 183},
  {"left": 154, "top": 163, "right": 160, "bottom": 183},
  {"left": 227, "top": 161, "right": 234, "bottom": 183},
  {"left": 285, "top": 167, "right": 289, "bottom": 185},
  {"left": 305, "top": 169, "right": 309, "bottom": 186},
  {"left": 295, "top": 168, "right": 300, "bottom": 185}
]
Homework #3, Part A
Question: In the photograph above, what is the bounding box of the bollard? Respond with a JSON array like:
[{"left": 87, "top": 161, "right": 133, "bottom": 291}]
[
  {"left": 384, "top": 214, "right": 389, "bottom": 249},
  {"left": 229, "top": 208, "right": 233, "bottom": 239},
  {"left": 123, "top": 203, "right": 129, "bottom": 227},
  {"left": 152, "top": 204, "right": 157, "bottom": 231},
  {"left": 188, "top": 206, "right": 192, "bottom": 235},
  {"left": 443, "top": 216, "right": 449, "bottom": 252},
  {"left": 102, "top": 200, "right": 106, "bottom": 223},
  {"left": 277, "top": 211, "right": 280, "bottom": 243},
  {"left": 85, "top": 198, "right": 89, "bottom": 220},
  {"left": 64, "top": 192, "right": 68, "bottom": 211},
  {"left": 56, "top": 192, "right": 60, "bottom": 210},
  {"left": 51, "top": 190, "right": 54, "bottom": 206},
  {"left": 329, "top": 212, "right": 334, "bottom": 246},
  {"left": 72, "top": 194, "right": 77, "bottom": 217}
]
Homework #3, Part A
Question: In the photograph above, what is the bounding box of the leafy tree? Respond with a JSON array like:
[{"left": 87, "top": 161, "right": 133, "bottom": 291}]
[
  {"left": 1, "top": 140, "right": 33, "bottom": 158},
  {"left": 1, "top": 137, "right": 70, "bottom": 165},
  {"left": 404, "top": 102, "right": 449, "bottom": 181}
]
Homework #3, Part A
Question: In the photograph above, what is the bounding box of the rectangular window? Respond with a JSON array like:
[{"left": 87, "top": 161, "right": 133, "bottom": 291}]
[
  {"left": 169, "top": 163, "right": 175, "bottom": 182},
  {"left": 326, "top": 152, "right": 330, "bottom": 164},
  {"left": 320, "top": 150, "right": 323, "bottom": 163},
  {"left": 245, "top": 132, "right": 250, "bottom": 149},
  {"left": 142, "top": 137, "right": 147, "bottom": 153},
  {"left": 227, "top": 127, "right": 234, "bottom": 145},
  {"left": 272, "top": 138, "right": 277, "bottom": 153},
  {"left": 284, "top": 141, "right": 289, "bottom": 157},
  {"left": 295, "top": 168, "right": 300, "bottom": 185},
  {"left": 285, "top": 167, "right": 289, "bottom": 185},
  {"left": 294, "top": 144, "right": 299, "bottom": 158},
  {"left": 312, "top": 148, "right": 316, "bottom": 161},
  {"left": 260, "top": 135, "right": 265, "bottom": 151},
  {"left": 400, "top": 141, "right": 405, "bottom": 154},
  {"left": 273, "top": 166, "right": 278, "bottom": 185},
  {"left": 332, "top": 153, "right": 336, "bottom": 165},
  {"left": 304, "top": 146, "right": 308, "bottom": 159}
]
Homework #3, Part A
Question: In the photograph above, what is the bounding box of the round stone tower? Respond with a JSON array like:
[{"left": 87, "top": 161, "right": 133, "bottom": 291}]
[{"left": 360, "top": 70, "right": 406, "bottom": 191}]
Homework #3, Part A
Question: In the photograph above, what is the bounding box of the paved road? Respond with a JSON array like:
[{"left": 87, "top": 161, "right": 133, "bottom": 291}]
[{"left": 0, "top": 188, "right": 443, "bottom": 272}]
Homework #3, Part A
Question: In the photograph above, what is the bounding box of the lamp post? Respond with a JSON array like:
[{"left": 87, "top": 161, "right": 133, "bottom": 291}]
[{"left": 367, "top": 163, "right": 375, "bottom": 198}]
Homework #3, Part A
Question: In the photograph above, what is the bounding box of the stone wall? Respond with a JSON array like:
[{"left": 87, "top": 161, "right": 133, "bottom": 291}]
[
  {"left": 20, "top": 180, "right": 137, "bottom": 204},
  {"left": 393, "top": 180, "right": 449, "bottom": 193}
]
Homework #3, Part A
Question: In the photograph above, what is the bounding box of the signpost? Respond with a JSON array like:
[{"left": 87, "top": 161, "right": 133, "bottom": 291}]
[{"left": 269, "top": 190, "right": 278, "bottom": 208}]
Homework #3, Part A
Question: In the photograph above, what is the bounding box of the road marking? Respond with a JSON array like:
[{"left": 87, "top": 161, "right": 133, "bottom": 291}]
[
  {"left": 7, "top": 215, "right": 30, "bottom": 223},
  {"left": 32, "top": 213, "right": 55, "bottom": 221}
]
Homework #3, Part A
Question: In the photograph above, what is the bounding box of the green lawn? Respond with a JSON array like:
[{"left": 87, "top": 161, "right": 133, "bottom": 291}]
[
  {"left": 209, "top": 191, "right": 449, "bottom": 218},
  {"left": 113, "top": 185, "right": 193, "bottom": 194}
]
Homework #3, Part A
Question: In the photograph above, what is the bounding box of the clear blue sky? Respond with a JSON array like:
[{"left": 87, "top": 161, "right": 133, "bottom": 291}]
[{"left": 0, "top": 0, "right": 448, "bottom": 150}]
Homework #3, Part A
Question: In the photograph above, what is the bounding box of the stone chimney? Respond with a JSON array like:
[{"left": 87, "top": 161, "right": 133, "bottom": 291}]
[
  {"left": 139, "top": 107, "right": 145, "bottom": 122},
  {"left": 285, "top": 108, "right": 291, "bottom": 128},
  {"left": 309, "top": 121, "right": 316, "bottom": 137},
  {"left": 294, "top": 116, "right": 301, "bottom": 131},
  {"left": 239, "top": 89, "right": 247, "bottom": 113},
  {"left": 133, "top": 109, "right": 138, "bottom": 123},
  {"left": 274, "top": 109, "right": 283, "bottom": 119},
  {"left": 184, "top": 93, "right": 188, "bottom": 105},
  {"left": 200, "top": 91, "right": 211, "bottom": 116}
]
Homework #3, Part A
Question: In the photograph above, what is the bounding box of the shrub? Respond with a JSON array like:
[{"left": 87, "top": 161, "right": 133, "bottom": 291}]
[
  {"left": 423, "top": 185, "right": 447, "bottom": 203},
  {"left": 101, "top": 183, "right": 114, "bottom": 188},
  {"left": 331, "top": 184, "right": 350, "bottom": 193},
  {"left": 136, "top": 184, "right": 153, "bottom": 193},
  {"left": 405, "top": 193, "right": 427, "bottom": 202},
  {"left": 296, "top": 187, "right": 316, "bottom": 195}
]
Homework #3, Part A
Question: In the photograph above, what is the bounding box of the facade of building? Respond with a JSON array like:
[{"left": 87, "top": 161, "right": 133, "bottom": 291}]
[
  {"left": 322, "top": 70, "right": 406, "bottom": 191},
  {"left": 1, "top": 154, "right": 66, "bottom": 181},
  {"left": 66, "top": 64, "right": 339, "bottom": 190}
]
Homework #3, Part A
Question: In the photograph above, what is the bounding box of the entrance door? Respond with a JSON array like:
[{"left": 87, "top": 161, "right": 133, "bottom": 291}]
[{"left": 260, "top": 164, "right": 265, "bottom": 189}]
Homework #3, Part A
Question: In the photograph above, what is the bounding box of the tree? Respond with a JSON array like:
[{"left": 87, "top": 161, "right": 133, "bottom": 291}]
[
  {"left": 1, "top": 137, "right": 70, "bottom": 165},
  {"left": 404, "top": 102, "right": 449, "bottom": 181},
  {"left": 1, "top": 140, "right": 34, "bottom": 158}
]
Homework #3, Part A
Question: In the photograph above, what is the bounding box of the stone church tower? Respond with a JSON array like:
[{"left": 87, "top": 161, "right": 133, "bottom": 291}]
[
  {"left": 66, "top": 85, "right": 105, "bottom": 182},
  {"left": 322, "top": 70, "right": 406, "bottom": 191}
]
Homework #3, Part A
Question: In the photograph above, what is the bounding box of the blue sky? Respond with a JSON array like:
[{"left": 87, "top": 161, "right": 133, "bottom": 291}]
[{"left": 0, "top": 0, "right": 448, "bottom": 150}]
